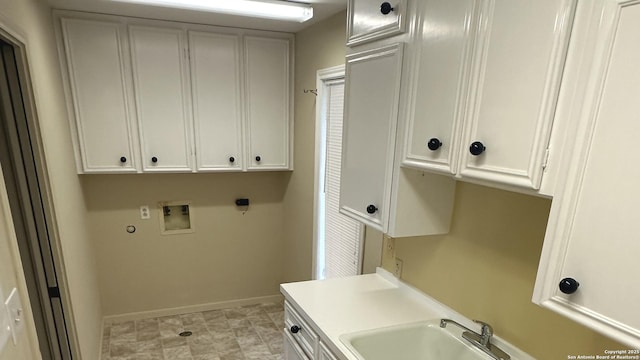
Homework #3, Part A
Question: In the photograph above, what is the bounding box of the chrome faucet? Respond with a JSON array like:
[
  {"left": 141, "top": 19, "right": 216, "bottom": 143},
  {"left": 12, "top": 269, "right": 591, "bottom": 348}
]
[{"left": 440, "top": 319, "right": 510, "bottom": 360}]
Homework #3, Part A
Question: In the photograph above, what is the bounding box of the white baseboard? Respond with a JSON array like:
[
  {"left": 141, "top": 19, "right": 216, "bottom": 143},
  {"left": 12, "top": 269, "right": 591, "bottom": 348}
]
[{"left": 102, "top": 294, "right": 284, "bottom": 324}]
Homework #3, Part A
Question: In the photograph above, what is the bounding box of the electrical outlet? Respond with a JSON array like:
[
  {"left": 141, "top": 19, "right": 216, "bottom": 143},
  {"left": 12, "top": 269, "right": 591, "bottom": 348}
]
[
  {"left": 140, "top": 205, "right": 150, "bottom": 220},
  {"left": 394, "top": 258, "right": 403, "bottom": 278}
]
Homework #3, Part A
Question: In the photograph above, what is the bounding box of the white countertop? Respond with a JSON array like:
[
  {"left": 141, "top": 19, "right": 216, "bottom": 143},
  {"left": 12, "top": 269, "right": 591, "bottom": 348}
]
[{"left": 280, "top": 268, "right": 535, "bottom": 360}]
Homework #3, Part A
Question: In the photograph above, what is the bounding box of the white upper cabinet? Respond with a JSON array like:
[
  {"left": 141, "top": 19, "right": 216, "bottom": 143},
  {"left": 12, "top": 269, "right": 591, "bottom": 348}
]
[
  {"left": 340, "top": 44, "right": 402, "bottom": 229},
  {"left": 57, "top": 12, "right": 293, "bottom": 174},
  {"left": 347, "top": 0, "right": 407, "bottom": 46},
  {"left": 341, "top": 10, "right": 457, "bottom": 238},
  {"left": 402, "top": 0, "right": 576, "bottom": 192},
  {"left": 189, "top": 31, "right": 243, "bottom": 171},
  {"left": 60, "top": 18, "right": 139, "bottom": 173},
  {"left": 340, "top": 43, "right": 403, "bottom": 230},
  {"left": 534, "top": 0, "right": 640, "bottom": 347},
  {"left": 459, "top": 0, "right": 576, "bottom": 190},
  {"left": 244, "top": 36, "right": 291, "bottom": 170},
  {"left": 129, "top": 25, "right": 194, "bottom": 172},
  {"left": 402, "top": 0, "right": 475, "bottom": 175}
]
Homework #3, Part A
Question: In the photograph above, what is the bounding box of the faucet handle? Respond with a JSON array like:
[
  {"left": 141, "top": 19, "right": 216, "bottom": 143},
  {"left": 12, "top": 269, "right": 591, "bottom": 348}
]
[{"left": 473, "top": 320, "right": 493, "bottom": 345}]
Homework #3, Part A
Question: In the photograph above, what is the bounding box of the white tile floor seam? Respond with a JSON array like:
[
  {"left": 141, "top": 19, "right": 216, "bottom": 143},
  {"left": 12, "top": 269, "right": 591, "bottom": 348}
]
[{"left": 101, "top": 302, "right": 285, "bottom": 360}]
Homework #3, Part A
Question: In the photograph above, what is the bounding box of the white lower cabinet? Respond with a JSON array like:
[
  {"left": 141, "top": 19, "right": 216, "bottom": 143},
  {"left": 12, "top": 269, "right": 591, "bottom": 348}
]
[
  {"left": 533, "top": 0, "right": 640, "bottom": 347},
  {"left": 318, "top": 343, "right": 338, "bottom": 360},
  {"left": 284, "top": 301, "right": 340, "bottom": 360}
]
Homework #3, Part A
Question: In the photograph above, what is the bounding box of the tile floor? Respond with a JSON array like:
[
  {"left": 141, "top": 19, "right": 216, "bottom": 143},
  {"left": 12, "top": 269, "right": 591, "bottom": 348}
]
[{"left": 101, "top": 302, "right": 285, "bottom": 360}]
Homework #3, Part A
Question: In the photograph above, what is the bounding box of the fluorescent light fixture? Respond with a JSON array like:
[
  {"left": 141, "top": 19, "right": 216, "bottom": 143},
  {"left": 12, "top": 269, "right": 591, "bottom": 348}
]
[{"left": 110, "top": 0, "right": 314, "bottom": 22}]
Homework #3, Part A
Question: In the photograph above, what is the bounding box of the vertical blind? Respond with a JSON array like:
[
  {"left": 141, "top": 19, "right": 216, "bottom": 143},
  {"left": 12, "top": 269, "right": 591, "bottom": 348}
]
[{"left": 323, "top": 80, "right": 363, "bottom": 279}]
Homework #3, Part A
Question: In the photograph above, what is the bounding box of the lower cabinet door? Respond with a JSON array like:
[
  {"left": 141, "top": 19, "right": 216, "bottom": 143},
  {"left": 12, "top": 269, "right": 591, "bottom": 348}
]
[
  {"left": 284, "top": 331, "right": 310, "bottom": 360},
  {"left": 318, "top": 342, "right": 338, "bottom": 360}
]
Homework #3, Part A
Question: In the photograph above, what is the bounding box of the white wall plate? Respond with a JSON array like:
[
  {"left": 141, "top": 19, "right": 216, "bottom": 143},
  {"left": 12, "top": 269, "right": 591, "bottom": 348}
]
[
  {"left": 5, "top": 288, "right": 24, "bottom": 345},
  {"left": 0, "top": 287, "right": 11, "bottom": 351}
]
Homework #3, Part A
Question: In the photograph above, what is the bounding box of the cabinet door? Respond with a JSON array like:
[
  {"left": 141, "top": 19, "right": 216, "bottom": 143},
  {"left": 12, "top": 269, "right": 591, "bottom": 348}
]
[
  {"left": 129, "top": 26, "right": 194, "bottom": 172},
  {"left": 459, "top": 0, "right": 575, "bottom": 189},
  {"left": 402, "top": 0, "right": 475, "bottom": 175},
  {"left": 318, "top": 342, "right": 338, "bottom": 360},
  {"left": 244, "top": 36, "right": 291, "bottom": 170},
  {"left": 534, "top": 0, "right": 640, "bottom": 347},
  {"left": 284, "top": 331, "right": 310, "bottom": 360},
  {"left": 340, "top": 43, "right": 403, "bottom": 231},
  {"left": 61, "top": 19, "right": 138, "bottom": 173},
  {"left": 347, "top": 0, "right": 407, "bottom": 46},
  {"left": 534, "top": 0, "right": 640, "bottom": 349},
  {"left": 189, "top": 31, "right": 243, "bottom": 171}
]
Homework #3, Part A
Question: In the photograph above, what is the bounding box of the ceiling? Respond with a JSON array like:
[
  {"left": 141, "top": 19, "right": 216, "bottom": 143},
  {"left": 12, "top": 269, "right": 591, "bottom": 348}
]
[{"left": 46, "top": 0, "right": 347, "bottom": 33}]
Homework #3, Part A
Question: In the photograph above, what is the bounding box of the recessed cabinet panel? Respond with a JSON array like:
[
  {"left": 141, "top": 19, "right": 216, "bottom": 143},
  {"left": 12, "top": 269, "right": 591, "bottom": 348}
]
[
  {"left": 347, "top": 0, "right": 407, "bottom": 46},
  {"left": 535, "top": 0, "right": 640, "bottom": 347},
  {"left": 189, "top": 31, "right": 242, "bottom": 171},
  {"left": 245, "top": 36, "right": 290, "bottom": 170},
  {"left": 318, "top": 342, "right": 338, "bottom": 360},
  {"left": 129, "top": 26, "right": 194, "bottom": 172},
  {"left": 284, "top": 331, "right": 310, "bottom": 360},
  {"left": 459, "top": 0, "right": 575, "bottom": 189},
  {"left": 61, "top": 19, "right": 138, "bottom": 172},
  {"left": 403, "top": 0, "right": 475, "bottom": 175},
  {"left": 340, "top": 44, "right": 403, "bottom": 231}
]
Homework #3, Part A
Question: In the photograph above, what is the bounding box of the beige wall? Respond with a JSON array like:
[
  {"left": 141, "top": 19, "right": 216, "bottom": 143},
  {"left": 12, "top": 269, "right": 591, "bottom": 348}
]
[
  {"left": 79, "top": 9, "right": 349, "bottom": 316},
  {"left": 385, "top": 181, "right": 623, "bottom": 358},
  {"left": 82, "top": 173, "right": 287, "bottom": 315},
  {"left": 0, "top": 1, "right": 103, "bottom": 359},
  {"left": 282, "top": 11, "right": 347, "bottom": 282}
]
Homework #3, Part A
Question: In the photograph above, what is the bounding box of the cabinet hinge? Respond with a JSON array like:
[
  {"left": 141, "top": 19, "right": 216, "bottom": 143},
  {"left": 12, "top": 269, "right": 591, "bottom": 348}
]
[{"left": 542, "top": 148, "right": 551, "bottom": 170}]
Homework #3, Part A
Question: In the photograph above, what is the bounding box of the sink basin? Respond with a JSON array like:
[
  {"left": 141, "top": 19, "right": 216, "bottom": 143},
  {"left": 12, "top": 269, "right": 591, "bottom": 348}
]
[{"left": 340, "top": 320, "right": 492, "bottom": 360}]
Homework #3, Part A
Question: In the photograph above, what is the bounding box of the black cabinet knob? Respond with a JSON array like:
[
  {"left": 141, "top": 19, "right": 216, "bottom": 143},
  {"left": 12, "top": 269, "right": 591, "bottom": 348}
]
[
  {"left": 469, "top": 141, "right": 486, "bottom": 156},
  {"left": 427, "top": 138, "right": 442, "bottom": 151},
  {"left": 366, "top": 204, "right": 378, "bottom": 214},
  {"left": 120, "top": 156, "right": 127, "bottom": 163},
  {"left": 290, "top": 325, "right": 301, "bottom": 334},
  {"left": 151, "top": 156, "right": 158, "bottom": 163},
  {"left": 255, "top": 156, "right": 261, "bottom": 162},
  {"left": 229, "top": 157, "right": 235, "bottom": 163},
  {"left": 380, "top": 2, "right": 394, "bottom": 15},
  {"left": 559, "top": 278, "right": 580, "bottom": 294}
]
